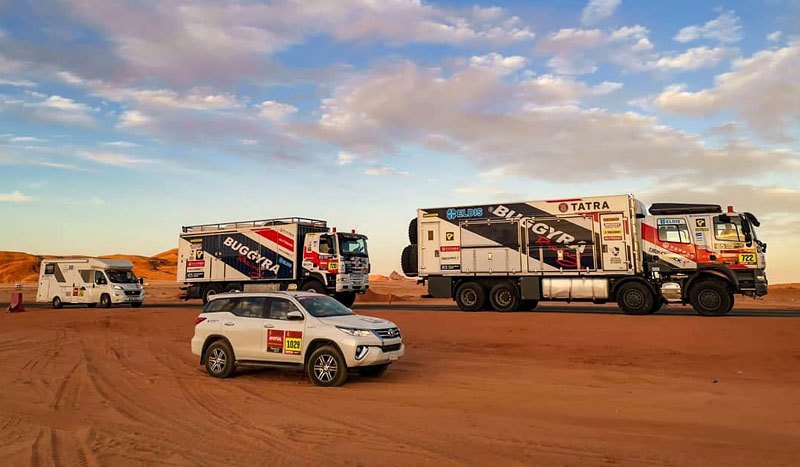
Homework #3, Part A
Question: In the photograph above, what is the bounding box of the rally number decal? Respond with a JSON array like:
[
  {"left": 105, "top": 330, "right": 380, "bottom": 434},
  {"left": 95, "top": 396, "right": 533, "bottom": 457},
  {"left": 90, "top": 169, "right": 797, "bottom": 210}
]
[
  {"left": 284, "top": 331, "right": 303, "bottom": 355},
  {"left": 738, "top": 253, "right": 756, "bottom": 265}
]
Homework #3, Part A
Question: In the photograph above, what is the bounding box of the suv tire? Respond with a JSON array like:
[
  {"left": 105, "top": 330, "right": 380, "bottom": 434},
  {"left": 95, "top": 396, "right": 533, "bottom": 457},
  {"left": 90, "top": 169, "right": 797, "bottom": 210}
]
[
  {"left": 455, "top": 282, "right": 486, "bottom": 312},
  {"left": 308, "top": 345, "right": 348, "bottom": 387},
  {"left": 616, "top": 282, "right": 654, "bottom": 315},
  {"left": 689, "top": 280, "right": 732, "bottom": 316},
  {"left": 358, "top": 364, "right": 389, "bottom": 378},
  {"left": 489, "top": 282, "right": 520, "bottom": 312},
  {"left": 205, "top": 340, "right": 236, "bottom": 379}
]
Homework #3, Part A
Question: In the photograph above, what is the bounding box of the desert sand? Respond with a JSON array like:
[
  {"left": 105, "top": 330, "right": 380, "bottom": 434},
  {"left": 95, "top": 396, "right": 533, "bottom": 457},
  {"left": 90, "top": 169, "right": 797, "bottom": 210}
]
[{"left": 0, "top": 278, "right": 799, "bottom": 465}]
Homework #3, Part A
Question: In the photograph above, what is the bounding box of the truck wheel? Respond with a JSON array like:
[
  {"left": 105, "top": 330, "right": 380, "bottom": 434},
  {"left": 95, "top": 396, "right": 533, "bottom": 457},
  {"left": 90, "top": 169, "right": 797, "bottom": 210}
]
[
  {"left": 401, "top": 244, "right": 418, "bottom": 277},
  {"left": 358, "top": 364, "right": 389, "bottom": 377},
  {"left": 520, "top": 299, "right": 539, "bottom": 311},
  {"left": 616, "top": 282, "right": 654, "bottom": 315},
  {"left": 52, "top": 296, "right": 63, "bottom": 309},
  {"left": 455, "top": 282, "right": 486, "bottom": 312},
  {"left": 334, "top": 292, "right": 357, "bottom": 308},
  {"left": 727, "top": 293, "right": 735, "bottom": 313},
  {"left": 100, "top": 294, "right": 112, "bottom": 308},
  {"left": 649, "top": 300, "right": 662, "bottom": 314},
  {"left": 205, "top": 340, "right": 235, "bottom": 379},
  {"left": 308, "top": 346, "right": 348, "bottom": 387},
  {"left": 408, "top": 218, "right": 418, "bottom": 244},
  {"left": 489, "top": 282, "right": 520, "bottom": 312},
  {"left": 202, "top": 285, "right": 220, "bottom": 304},
  {"left": 225, "top": 283, "right": 242, "bottom": 293},
  {"left": 689, "top": 280, "right": 732, "bottom": 316},
  {"left": 301, "top": 280, "right": 326, "bottom": 294}
]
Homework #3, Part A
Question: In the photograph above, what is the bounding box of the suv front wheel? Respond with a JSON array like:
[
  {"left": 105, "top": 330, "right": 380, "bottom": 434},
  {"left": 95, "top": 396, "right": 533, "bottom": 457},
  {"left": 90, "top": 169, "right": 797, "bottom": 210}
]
[{"left": 308, "top": 346, "right": 348, "bottom": 387}]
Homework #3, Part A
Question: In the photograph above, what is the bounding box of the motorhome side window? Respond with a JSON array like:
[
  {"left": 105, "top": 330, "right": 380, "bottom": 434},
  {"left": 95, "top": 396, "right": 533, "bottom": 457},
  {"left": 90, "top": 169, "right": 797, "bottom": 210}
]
[
  {"left": 95, "top": 271, "right": 107, "bottom": 284},
  {"left": 79, "top": 270, "right": 92, "bottom": 283},
  {"left": 714, "top": 217, "right": 743, "bottom": 242},
  {"left": 658, "top": 223, "right": 690, "bottom": 243},
  {"left": 44, "top": 263, "right": 55, "bottom": 275}
]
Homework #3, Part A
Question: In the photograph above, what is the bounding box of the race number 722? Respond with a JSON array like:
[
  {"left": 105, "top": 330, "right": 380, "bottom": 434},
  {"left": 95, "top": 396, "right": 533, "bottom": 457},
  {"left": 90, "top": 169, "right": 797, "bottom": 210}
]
[{"left": 738, "top": 253, "right": 756, "bottom": 264}]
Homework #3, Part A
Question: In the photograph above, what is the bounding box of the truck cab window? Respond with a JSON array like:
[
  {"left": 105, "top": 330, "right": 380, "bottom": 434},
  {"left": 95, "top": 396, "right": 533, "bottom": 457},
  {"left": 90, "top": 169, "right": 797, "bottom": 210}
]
[
  {"left": 319, "top": 236, "right": 332, "bottom": 254},
  {"left": 658, "top": 224, "right": 690, "bottom": 243},
  {"left": 714, "top": 217, "right": 743, "bottom": 242}
]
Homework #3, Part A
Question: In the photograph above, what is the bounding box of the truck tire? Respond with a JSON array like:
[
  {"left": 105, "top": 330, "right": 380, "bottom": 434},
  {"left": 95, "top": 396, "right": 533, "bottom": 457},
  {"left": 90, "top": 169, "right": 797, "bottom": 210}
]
[
  {"left": 301, "top": 280, "right": 326, "bottom": 294},
  {"left": 408, "top": 218, "right": 418, "bottom": 244},
  {"left": 52, "top": 296, "right": 63, "bottom": 309},
  {"left": 455, "top": 282, "right": 486, "bottom": 312},
  {"left": 225, "top": 283, "right": 242, "bottom": 293},
  {"left": 616, "top": 282, "right": 654, "bottom": 315},
  {"left": 401, "top": 244, "right": 418, "bottom": 277},
  {"left": 202, "top": 285, "right": 221, "bottom": 304},
  {"left": 334, "top": 292, "right": 357, "bottom": 308},
  {"left": 689, "top": 280, "right": 732, "bottom": 316},
  {"left": 307, "top": 345, "right": 348, "bottom": 387},
  {"left": 205, "top": 340, "right": 236, "bottom": 379},
  {"left": 100, "top": 294, "right": 112, "bottom": 308},
  {"left": 520, "top": 299, "right": 539, "bottom": 311},
  {"left": 489, "top": 282, "right": 520, "bottom": 312}
]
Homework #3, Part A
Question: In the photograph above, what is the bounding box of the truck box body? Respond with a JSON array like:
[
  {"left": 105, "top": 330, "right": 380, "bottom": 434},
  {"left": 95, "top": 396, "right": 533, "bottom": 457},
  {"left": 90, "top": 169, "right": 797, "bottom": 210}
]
[
  {"left": 417, "top": 194, "right": 645, "bottom": 277},
  {"left": 178, "top": 219, "right": 327, "bottom": 284}
]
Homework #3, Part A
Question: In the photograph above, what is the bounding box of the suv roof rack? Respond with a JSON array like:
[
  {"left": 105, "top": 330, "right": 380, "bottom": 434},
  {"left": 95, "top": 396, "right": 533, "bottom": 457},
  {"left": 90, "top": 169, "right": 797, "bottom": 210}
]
[
  {"left": 182, "top": 217, "right": 327, "bottom": 233},
  {"left": 648, "top": 203, "right": 722, "bottom": 215}
]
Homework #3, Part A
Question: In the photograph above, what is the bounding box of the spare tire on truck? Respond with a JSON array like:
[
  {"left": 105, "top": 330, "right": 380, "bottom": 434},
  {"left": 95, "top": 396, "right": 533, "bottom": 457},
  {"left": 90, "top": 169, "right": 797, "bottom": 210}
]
[
  {"left": 401, "top": 244, "right": 418, "bottom": 277},
  {"left": 408, "top": 218, "right": 418, "bottom": 244}
]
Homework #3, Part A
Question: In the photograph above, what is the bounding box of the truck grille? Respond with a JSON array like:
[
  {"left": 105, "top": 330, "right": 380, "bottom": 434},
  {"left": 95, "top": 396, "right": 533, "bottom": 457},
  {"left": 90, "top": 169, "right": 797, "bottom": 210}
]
[
  {"left": 374, "top": 328, "right": 401, "bottom": 339},
  {"left": 381, "top": 343, "right": 402, "bottom": 353},
  {"left": 343, "top": 257, "right": 369, "bottom": 274}
]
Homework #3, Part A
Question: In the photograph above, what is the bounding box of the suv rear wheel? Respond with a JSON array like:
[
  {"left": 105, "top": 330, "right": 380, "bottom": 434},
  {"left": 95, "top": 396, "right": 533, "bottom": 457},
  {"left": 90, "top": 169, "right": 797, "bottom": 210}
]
[
  {"left": 205, "top": 340, "right": 235, "bottom": 379},
  {"left": 308, "top": 346, "right": 348, "bottom": 387}
]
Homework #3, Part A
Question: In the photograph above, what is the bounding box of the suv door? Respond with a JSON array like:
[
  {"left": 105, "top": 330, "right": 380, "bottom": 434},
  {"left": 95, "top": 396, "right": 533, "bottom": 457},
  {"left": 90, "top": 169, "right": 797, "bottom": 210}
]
[
  {"left": 262, "top": 297, "right": 306, "bottom": 364},
  {"left": 222, "top": 297, "right": 270, "bottom": 360}
]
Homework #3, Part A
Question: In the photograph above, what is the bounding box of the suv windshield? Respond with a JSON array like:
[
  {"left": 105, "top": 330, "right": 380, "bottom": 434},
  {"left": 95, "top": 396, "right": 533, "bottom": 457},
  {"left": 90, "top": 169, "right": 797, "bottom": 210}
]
[
  {"left": 297, "top": 296, "right": 354, "bottom": 317},
  {"left": 338, "top": 235, "right": 368, "bottom": 257},
  {"left": 106, "top": 269, "right": 138, "bottom": 284}
]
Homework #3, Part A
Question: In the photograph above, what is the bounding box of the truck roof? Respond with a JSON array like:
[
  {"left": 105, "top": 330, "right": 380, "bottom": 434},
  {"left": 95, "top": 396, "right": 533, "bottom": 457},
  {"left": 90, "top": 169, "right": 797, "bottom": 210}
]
[{"left": 182, "top": 217, "right": 327, "bottom": 234}]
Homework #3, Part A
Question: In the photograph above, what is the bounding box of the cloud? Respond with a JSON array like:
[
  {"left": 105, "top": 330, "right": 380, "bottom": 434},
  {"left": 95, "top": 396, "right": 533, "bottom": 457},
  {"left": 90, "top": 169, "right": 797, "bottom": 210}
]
[
  {"left": 468, "top": 53, "right": 526, "bottom": 74},
  {"left": 364, "top": 166, "right": 409, "bottom": 177},
  {"left": 767, "top": 31, "right": 783, "bottom": 43},
  {"left": 654, "top": 41, "right": 800, "bottom": 142},
  {"left": 257, "top": 101, "right": 298, "bottom": 122},
  {"left": 0, "top": 191, "right": 33, "bottom": 202},
  {"left": 4, "top": 135, "right": 46, "bottom": 144},
  {"left": 536, "top": 25, "right": 655, "bottom": 74},
  {"left": 77, "top": 151, "right": 155, "bottom": 167},
  {"left": 311, "top": 60, "right": 799, "bottom": 184},
  {"left": 0, "top": 93, "right": 95, "bottom": 126},
  {"left": 0, "top": 78, "right": 36, "bottom": 88},
  {"left": 652, "top": 46, "right": 736, "bottom": 71},
  {"left": 101, "top": 141, "right": 138, "bottom": 148},
  {"left": 117, "top": 110, "right": 152, "bottom": 128},
  {"left": 581, "top": 0, "right": 622, "bottom": 26},
  {"left": 674, "top": 11, "right": 741, "bottom": 44},
  {"left": 455, "top": 186, "right": 514, "bottom": 197},
  {"left": 337, "top": 151, "right": 357, "bottom": 166}
]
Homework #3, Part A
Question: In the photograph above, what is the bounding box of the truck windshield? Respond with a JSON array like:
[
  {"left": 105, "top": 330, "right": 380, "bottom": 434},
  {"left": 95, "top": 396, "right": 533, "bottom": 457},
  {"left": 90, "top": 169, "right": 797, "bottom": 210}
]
[
  {"left": 106, "top": 269, "right": 138, "bottom": 284},
  {"left": 338, "top": 235, "right": 368, "bottom": 257},
  {"left": 713, "top": 216, "right": 745, "bottom": 242},
  {"left": 296, "top": 296, "right": 355, "bottom": 317}
]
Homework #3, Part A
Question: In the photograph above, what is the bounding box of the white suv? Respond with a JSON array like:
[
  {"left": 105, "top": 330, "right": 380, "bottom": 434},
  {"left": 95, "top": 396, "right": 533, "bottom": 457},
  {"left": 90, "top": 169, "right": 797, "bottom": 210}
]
[{"left": 191, "top": 292, "right": 404, "bottom": 386}]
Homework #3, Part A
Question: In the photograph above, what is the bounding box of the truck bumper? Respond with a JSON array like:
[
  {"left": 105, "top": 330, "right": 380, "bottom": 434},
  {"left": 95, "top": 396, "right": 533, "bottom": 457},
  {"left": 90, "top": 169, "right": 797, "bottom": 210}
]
[{"left": 335, "top": 274, "right": 369, "bottom": 293}]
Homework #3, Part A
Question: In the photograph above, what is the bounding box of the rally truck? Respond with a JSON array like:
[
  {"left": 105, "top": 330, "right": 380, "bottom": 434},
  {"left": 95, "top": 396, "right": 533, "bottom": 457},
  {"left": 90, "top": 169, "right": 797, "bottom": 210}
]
[
  {"left": 178, "top": 217, "right": 370, "bottom": 306},
  {"left": 401, "top": 195, "right": 767, "bottom": 316}
]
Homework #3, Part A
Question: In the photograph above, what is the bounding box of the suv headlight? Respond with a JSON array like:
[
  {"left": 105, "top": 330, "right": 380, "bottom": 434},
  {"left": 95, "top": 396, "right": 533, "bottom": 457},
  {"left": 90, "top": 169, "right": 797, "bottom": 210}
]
[{"left": 337, "top": 327, "right": 372, "bottom": 337}]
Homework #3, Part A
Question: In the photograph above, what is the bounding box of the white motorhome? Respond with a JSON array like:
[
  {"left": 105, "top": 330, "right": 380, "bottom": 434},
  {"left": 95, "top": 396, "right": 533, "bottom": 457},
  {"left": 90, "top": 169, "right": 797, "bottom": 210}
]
[{"left": 36, "top": 258, "right": 145, "bottom": 309}]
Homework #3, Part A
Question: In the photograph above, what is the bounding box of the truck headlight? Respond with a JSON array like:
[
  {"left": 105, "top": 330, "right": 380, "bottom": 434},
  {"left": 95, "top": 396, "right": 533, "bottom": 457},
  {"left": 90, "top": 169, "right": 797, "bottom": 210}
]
[{"left": 337, "top": 327, "right": 372, "bottom": 337}]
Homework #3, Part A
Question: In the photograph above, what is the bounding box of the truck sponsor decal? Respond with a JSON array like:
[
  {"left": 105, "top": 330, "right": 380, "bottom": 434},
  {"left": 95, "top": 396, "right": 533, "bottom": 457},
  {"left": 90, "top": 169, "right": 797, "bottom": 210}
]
[
  {"left": 187, "top": 260, "right": 205, "bottom": 268},
  {"left": 441, "top": 264, "right": 461, "bottom": 270},
  {"left": 267, "top": 329, "right": 284, "bottom": 353},
  {"left": 284, "top": 331, "right": 302, "bottom": 355},
  {"left": 557, "top": 201, "right": 610, "bottom": 213},
  {"left": 440, "top": 246, "right": 460, "bottom": 252},
  {"left": 446, "top": 207, "right": 484, "bottom": 220},
  {"left": 197, "top": 233, "right": 294, "bottom": 279},
  {"left": 253, "top": 228, "right": 296, "bottom": 251}
]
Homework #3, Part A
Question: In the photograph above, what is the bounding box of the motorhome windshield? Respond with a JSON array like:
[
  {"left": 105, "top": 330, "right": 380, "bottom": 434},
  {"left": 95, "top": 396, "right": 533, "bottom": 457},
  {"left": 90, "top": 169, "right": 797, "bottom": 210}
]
[
  {"left": 106, "top": 269, "right": 138, "bottom": 284},
  {"left": 338, "top": 235, "right": 368, "bottom": 257}
]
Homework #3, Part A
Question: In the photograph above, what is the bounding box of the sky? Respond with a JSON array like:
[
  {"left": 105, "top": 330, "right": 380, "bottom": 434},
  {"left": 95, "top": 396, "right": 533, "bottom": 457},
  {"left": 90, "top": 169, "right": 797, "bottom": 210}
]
[{"left": 0, "top": 0, "right": 798, "bottom": 283}]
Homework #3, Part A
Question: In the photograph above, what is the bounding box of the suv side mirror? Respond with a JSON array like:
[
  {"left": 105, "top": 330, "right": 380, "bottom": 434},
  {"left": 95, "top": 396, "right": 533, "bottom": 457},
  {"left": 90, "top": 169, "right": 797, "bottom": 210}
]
[{"left": 287, "top": 310, "right": 304, "bottom": 321}]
